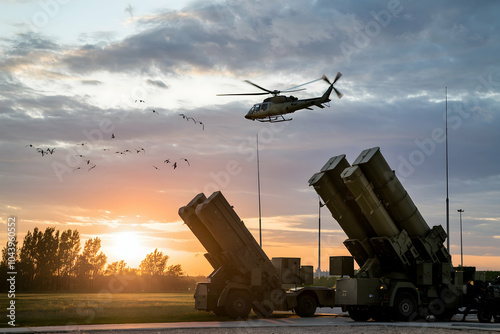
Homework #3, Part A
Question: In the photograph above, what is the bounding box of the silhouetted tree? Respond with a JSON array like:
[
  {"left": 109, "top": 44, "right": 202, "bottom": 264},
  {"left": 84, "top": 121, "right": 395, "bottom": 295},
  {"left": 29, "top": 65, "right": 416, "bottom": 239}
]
[
  {"left": 1, "top": 239, "right": 18, "bottom": 267},
  {"left": 19, "top": 229, "right": 37, "bottom": 286},
  {"left": 58, "top": 229, "right": 80, "bottom": 276},
  {"left": 36, "top": 227, "right": 60, "bottom": 289},
  {"left": 57, "top": 229, "right": 80, "bottom": 290},
  {"left": 105, "top": 260, "right": 130, "bottom": 275},
  {"left": 75, "top": 237, "right": 107, "bottom": 287},
  {"left": 167, "top": 264, "right": 184, "bottom": 277},
  {"left": 140, "top": 248, "right": 169, "bottom": 276}
]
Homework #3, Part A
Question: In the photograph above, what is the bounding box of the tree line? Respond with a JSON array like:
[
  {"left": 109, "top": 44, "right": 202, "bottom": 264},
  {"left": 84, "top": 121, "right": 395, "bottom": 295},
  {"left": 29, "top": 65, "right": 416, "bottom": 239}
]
[{"left": 1, "top": 227, "right": 196, "bottom": 292}]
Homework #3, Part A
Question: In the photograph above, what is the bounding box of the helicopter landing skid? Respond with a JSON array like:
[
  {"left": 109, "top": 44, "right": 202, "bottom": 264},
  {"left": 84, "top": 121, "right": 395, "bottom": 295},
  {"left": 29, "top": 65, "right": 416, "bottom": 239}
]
[{"left": 257, "top": 115, "right": 292, "bottom": 123}]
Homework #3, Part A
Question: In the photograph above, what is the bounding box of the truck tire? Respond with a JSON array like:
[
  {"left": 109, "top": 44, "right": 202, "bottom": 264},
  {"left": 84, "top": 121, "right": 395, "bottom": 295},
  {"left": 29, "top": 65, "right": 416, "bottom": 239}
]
[
  {"left": 224, "top": 290, "right": 252, "bottom": 319},
  {"left": 477, "top": 309, "right": 492, "bottom": 323},
  {"left": 393, "top": 291, "right": 417, "bottom": 321},
  {"left": 252, "top": 300, "right": 274, "bottom": 318},
  {"left": 213, "top": 306, "right": 227, "bottom": 317},
  {"left": 371, "top": 308, "right": 392, "bottom": 322},
  {"left": 348, "top": 309, "right": 370, "bottom": 321},
  {"left": 294, "top": 294, "right": 317, "bottom": 317}
]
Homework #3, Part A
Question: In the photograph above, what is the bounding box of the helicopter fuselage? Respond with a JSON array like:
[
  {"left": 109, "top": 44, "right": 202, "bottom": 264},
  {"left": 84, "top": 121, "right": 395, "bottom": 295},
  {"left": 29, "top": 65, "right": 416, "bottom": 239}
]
[
  {"left": 218, "top": 72, "right": 342, "bottom": 123},
  {"left": 245, "top": 85, "right": 333, "bottom": 122}
]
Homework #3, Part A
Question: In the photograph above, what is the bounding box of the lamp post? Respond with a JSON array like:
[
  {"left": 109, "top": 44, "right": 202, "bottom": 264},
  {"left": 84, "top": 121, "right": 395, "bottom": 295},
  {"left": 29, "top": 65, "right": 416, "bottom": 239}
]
[
  {"left": 256, "top": 134, "right": 262, "bottom": 248},
  {"left": 458, "top": 209, "right": 464, "bottom": 267},
  {"left": 318, "top": 197, "right": 328, "bottom": 278}
]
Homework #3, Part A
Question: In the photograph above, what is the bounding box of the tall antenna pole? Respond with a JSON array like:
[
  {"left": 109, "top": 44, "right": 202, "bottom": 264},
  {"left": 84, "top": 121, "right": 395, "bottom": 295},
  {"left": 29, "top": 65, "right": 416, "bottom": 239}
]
[
  {"left": 257, "top": 134, "right": 262, "bottom": 248},
  {"left": 318, "top": 196, "right": 322, "bottom": 278},
  {"left": 446, "top": 87, "right": 450, "bottom": 253}
]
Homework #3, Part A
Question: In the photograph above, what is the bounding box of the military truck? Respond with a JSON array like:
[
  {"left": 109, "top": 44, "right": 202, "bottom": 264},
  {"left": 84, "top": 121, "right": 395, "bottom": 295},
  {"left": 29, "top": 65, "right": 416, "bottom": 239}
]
[
  {"left": 179, "top": 191, "right": 335, "bottom": 319},
  {"left": 309, "top": 147, "right": 484, "bottom": 321}
]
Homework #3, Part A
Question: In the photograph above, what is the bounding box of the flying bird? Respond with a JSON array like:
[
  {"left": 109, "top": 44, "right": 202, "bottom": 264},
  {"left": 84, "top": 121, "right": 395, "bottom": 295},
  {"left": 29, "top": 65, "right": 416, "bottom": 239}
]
[
  {"left": 164, "top": 159, "right": 170, "bottom": 164},
  {"left": 88, "top": 164, "right": 96, "bottom": 172},
  {"left": 182, "top": 158, "right": 190, "bottom": 166},
  {"left": 45, "top": 148, "right": 56, "bottom": 154},
  {"left": 197, "top": 121, "right": 205, "bottom": 131},
  {"left": 136, "top": 147, "right": 145, "bottom": 154},
  {"left": 152, "top": 109, "right": 159, "bottom": 115},
  {"left": 172, "top": 162, "right": 177, "bottom": 169},
  {"left": 135, "top": 99, "right": 146, "bottom": 103},
  {"left": 111, "top": 133, "right": 115, "bottom": 139},
  {"left": 36, "top": 148, "right": 46, "bottom": 157},
  {"left": 153, "top": 165, "right": 160, "bottom": 170}
]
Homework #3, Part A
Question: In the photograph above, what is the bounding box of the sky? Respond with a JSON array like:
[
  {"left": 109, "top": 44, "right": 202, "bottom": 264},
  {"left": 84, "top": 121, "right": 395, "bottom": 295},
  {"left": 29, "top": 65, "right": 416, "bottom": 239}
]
[{"left": 0, "top": 0, "right": 499, "bottom": 276}]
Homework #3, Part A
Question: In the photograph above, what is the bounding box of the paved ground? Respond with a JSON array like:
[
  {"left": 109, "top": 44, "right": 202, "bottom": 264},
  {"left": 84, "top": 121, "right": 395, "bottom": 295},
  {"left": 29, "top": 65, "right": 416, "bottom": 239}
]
[{"left": 2, "top": 309, "right": 500, "bottom": 334}]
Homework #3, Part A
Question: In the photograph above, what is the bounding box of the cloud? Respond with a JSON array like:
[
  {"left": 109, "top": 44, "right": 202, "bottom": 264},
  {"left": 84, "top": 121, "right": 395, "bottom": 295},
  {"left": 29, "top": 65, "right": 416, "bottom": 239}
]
[
  {"left": 146, "top": 79, "right": 169, "bottom": 89},
  {"left": 0, "top": 0, "right": 499, "bottom": 273},
  {"left": 81, "top": 80, "right": 103, "bottom": 85}
]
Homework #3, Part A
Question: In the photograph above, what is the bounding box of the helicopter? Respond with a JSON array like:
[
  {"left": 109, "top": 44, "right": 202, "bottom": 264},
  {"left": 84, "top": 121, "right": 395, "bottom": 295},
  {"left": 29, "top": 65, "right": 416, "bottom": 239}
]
[{"left": 217, "top": 72, "right": 343, "bottom": 122}]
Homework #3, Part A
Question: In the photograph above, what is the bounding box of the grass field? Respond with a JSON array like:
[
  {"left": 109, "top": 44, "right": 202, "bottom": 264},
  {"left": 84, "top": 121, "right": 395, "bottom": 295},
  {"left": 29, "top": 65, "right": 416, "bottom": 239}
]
[{"left": 1, "top": 292, "right": 227, "bottom": 328}]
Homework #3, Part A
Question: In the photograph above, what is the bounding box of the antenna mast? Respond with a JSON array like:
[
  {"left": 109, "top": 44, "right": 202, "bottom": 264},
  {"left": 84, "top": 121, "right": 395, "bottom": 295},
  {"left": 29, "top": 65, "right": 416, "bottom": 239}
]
[
  {"left": 446, "top": 87, "right": 450, "bottom": 252},
  {"left": 257, "top": 134, "right": 262, "bottom": 247}
]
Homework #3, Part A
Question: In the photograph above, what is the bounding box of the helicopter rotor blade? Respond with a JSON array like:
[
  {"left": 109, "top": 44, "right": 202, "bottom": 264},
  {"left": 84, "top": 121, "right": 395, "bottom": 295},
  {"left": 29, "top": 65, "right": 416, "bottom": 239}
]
[
  {"left": 282, "top": 76, "right": 326, "bottom": 92},
  {"left": 217, "top": 92, "right": 270, "bottom": 96},
  {"left": 322, "top": 74, "right": 332, "bottom": 85},
  {"left": 281, "top": 88, "right": 306, "bottom": 93},
  {"left": 333, "top": 87, "right": 343, "bottom": 99},
  {"left": 332, "top": 72, "right": 343, "bottom": 85},
  {"left": 244, "top": 80, "right": 274, "bottom": 94}
]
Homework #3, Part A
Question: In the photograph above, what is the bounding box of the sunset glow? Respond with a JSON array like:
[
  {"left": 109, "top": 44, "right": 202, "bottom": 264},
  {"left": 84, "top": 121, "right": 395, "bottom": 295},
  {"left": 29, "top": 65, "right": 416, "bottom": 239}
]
[{"left": 1, "top": 1, "right": 499, "bottom": 277}]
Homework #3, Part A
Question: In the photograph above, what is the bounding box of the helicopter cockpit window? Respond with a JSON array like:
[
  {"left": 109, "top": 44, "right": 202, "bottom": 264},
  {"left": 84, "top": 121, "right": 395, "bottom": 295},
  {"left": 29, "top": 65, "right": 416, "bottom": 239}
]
[
  {"left": 261, "top": 103, "right": 268, "bottom": 111},
  {"left": 254, "top": 104, "right": 261, "bottom": 112}
]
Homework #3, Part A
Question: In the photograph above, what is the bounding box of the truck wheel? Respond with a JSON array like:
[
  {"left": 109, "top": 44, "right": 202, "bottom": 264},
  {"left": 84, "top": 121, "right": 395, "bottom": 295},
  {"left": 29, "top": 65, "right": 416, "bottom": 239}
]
[
  {"left": 477, "top": 309, "right": 492, "bottom": 323},
  {"left": 348, "top": 309, "right": 370, "bottom": 321},
  {"left": 224, "top": 290, "right": 252, "bottom": 319},
  {"left": 393, "top": 291, "right": 417, "bottom": 321},
  {"left": 213, "top": 306, "right": 227, "bottom": 317},
  {"left": 371, "top": 308, "right": 392, "bottom": 322},
  {"left": 294, "top": 294, "right": 317, "bottom": 317},
  {"left": 252, "top": 300, "right": 274, "bottom": 318}
]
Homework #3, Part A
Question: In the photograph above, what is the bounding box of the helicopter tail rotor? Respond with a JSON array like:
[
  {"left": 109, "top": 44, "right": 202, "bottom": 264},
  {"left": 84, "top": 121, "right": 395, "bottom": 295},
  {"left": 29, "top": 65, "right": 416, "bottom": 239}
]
[{"left": 322, "top": 72, "right": 343, "bottom": 99}]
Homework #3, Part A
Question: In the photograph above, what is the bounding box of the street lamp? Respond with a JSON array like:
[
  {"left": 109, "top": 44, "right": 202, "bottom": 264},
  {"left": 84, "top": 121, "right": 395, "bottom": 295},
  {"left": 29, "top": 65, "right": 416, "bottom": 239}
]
[
  {"left": 458, "top": 209, "right": 464, "bottom": 267},
  {"left": 318, "top": 197, "right": 327, "bottom": 278}
]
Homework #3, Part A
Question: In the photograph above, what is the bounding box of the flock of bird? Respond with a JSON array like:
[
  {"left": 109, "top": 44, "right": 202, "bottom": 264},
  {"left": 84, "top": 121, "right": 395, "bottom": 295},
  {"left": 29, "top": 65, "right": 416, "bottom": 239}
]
[
  {"left": 26, "top": 144, "right": 56, "bottom": 157},
  {"left": 26, "top": 103, "right": 205, "bottom": 175},
  {"left": 179, "top": 113, "right": 204, "bottom": 131}
]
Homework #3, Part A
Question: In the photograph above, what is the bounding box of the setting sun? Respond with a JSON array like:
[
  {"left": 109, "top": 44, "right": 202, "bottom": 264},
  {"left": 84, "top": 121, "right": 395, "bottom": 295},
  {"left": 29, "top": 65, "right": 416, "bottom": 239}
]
[{"left": 110, "top": 232, "right": 148, "bottom": 267}]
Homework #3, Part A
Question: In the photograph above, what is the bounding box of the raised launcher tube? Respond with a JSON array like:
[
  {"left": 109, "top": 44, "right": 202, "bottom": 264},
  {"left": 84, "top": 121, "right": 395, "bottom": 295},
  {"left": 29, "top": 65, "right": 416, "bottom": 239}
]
[
  {"left": 352, "top": 147, "right": 450, "bottom": 264},
  {"left": 194, "top": 191, "right": 280, "bottom": 290},
  {"left": 341, "top": 165, "right": 400, "bottom": 238},
  {"left": 178, "top": 193, "right": 223, "bottom": 269},
  {"left": 308, "top": 154, "right": 376, "bottom": 267},
  {"left": 352, "top": 147, "right": 430, "bottom": 237}
]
